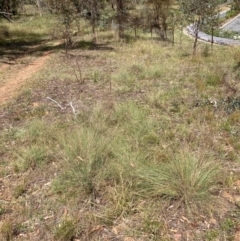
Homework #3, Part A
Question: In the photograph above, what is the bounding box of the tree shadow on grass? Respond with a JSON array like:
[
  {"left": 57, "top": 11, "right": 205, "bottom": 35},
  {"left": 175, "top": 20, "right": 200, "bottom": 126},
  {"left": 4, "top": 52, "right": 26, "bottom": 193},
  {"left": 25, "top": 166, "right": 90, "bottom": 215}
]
[
  {"left": 75, "top": 40, "right": 114, "bottom": 51},
  {"left": 0, "top": 28, "right": 51, "bottom": 62},
  {"left": 0, "top": 30, "right": 115, "bottom": 63}
]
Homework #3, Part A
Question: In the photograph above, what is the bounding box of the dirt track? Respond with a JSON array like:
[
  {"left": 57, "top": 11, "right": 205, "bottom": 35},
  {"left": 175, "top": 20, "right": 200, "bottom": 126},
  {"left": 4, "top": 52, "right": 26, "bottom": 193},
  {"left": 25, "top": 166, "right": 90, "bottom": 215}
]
[{"left": 0, "top": 52, "right": 52, "bottom": 106}]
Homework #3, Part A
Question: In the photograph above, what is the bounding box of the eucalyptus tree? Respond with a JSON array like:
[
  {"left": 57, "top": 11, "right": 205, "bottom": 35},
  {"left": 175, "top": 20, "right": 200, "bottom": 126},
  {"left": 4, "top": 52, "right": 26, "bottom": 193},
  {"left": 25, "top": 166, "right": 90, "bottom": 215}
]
[
  {"left": 79, "top": 0, "right": 106, "bottom": 40},
  {"left": 44, "top": 0, "right": 79, "bottom": 56},
  {"left": 204, "top": 0, "right": 220, "bottom": 51},
  {"left": 110, "top": 0, "right": 132, "bottom": 39},
  {"left": 45, "top": 0, "right": 107, "bottom": 54},
  {"left": 115, "top": 0, "right": 124, "bottom": 38},
  {"left": 143, "top": 0, "right": 173, "bottom": 39},
  {"left": 167, "top": 8, "right": 185, "bottom": 45},
  {"left": 179, "top": 0, "right": 220, "bottom": 54}
]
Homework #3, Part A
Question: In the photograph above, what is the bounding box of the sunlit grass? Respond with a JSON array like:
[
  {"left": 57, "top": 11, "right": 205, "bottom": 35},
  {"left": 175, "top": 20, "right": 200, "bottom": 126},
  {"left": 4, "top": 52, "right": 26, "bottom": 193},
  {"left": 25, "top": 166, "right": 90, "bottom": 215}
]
[
  {"left": 1, "top": 19, "right": 240, "bottom": 240},
  {"left": 0, "top": 14, "right": 56, "bottom": 42},
  {"left": 137, "top": 153, "right": 221, "bottom": 211}
]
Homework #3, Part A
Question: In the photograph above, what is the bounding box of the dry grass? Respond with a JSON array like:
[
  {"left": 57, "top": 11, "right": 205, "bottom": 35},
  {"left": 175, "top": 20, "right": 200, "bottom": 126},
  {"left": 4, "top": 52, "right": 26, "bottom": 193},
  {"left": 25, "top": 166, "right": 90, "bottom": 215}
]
[{"left": 1, "top": 18, "right": 240, "bottom": 240}]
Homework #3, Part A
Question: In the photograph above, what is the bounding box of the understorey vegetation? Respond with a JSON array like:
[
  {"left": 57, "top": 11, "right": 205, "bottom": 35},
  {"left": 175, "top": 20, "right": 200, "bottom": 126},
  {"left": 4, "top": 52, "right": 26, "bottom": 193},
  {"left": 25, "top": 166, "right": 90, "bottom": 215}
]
[{"left": 1, "top": 1, "right": 240, "bottom": 241}]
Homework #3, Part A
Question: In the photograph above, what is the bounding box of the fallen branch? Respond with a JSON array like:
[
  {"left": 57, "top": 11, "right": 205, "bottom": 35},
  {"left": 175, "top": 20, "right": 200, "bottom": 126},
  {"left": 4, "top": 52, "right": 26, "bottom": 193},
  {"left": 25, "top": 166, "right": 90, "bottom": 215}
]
[
  {"left": 1, "top": 13, "right": 14, "bottom": 23},
  {"left": 46, "top": 97, "right": 66, "bottom": 110},
  {"left": 0, "top": 12, "right": 36, "bottom": 23},
  {"left": 69, "top": 101, "right": 77, "bottom": 117},
  {"left": 0, "top": 12, "right": 12, "bottom": 15}
]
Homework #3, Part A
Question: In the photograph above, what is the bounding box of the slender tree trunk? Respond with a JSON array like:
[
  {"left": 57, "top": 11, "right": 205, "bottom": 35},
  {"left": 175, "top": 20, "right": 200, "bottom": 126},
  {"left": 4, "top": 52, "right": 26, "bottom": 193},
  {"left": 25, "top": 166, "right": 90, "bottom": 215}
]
[
  {"left": 36, "top": 0, "right": 42, "bottom": 17},
  {"left": 180, "top": 28, "right": 183, "bottom": 45},
  {"left": 193, "top": 17, "right": 200, "bottom": 55},
  {"left": 92, "top": 24, "right": 95, "bottom": 40},
  {"left": 116, "top": 0, "right": 124, "bottom": 39},
  {"left": 172, "top": 27, "right": 174, "bottom": 47},
  {"left": 211, "top": 25, "right": 214, "bottom": 52}
]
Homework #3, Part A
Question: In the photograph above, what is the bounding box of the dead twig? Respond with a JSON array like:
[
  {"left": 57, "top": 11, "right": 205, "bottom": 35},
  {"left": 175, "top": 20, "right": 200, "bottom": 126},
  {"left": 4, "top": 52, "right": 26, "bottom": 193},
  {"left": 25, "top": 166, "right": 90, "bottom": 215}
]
[
  {"left": 0, "top": 12, "right": 12, "bottom": 15},
  {"left": 69, "top": 101, "right": 77, "bottom": 117},
  {"left": 46, "top": 97, "right": 66, "bottom": 110}
]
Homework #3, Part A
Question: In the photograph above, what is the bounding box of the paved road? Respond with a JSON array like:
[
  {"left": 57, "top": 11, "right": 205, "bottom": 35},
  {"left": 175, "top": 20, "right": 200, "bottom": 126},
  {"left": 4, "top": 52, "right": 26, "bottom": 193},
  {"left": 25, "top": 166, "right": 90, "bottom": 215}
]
[
  {"left": 222, "top": 15, "right": 240, "bottom": 32},
  {"left": 186, "top": 10, "right": 240, "bottom": 46},
  {"left": 186, "top": 24, "right": 240, "bottom": 46}
]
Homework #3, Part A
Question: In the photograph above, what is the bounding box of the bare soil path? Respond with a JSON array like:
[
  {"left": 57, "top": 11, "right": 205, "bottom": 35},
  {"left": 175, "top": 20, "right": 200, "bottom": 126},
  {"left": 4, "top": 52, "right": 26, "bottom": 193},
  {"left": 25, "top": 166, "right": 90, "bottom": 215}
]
[{"left": 0, "top": 51, "right": 52, "bottom": 106}]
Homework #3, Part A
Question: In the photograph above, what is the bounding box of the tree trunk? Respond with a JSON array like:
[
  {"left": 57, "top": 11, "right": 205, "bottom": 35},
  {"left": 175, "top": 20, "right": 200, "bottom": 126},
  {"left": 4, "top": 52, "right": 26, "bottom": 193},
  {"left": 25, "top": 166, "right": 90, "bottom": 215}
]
[
  {"left": 172, "top": 27, "right": 174, "bottom": 47},
  {"left": 116, "top": 0, "right": 124, "bottom": 39},
  {"left": 211, "top": 25, "right": 214, "bottom": 52},
  {"left": 92, "top": 21, "right": 97, "bottom": 42},
  {"left": 180, "top": 28, "right": 183, "bottom": 45},
  {"left": 36, "top": 0, "right": 42, "bottom": 17},
  {"left": 193, "top": 17, "right": 200, "bottom": 55}
]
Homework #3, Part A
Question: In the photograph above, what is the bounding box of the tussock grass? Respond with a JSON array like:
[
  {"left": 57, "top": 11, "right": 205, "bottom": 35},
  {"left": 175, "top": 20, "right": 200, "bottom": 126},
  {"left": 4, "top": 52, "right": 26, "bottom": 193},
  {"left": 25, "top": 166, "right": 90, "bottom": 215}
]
[
  {"left": 15, "top": 145, "right": 52, "bottom": 171},
  {"left": 53, "top": 218, "right": 76, "bottom": 241},
  {"left": 1, "top": 21, "right": 240, "bottom": 240},
  {"left": 53, "top": 126, "right": 113, "bottom": 196},
  {"left": 137, "top": 153, "right": 221, "bottom": 211}
]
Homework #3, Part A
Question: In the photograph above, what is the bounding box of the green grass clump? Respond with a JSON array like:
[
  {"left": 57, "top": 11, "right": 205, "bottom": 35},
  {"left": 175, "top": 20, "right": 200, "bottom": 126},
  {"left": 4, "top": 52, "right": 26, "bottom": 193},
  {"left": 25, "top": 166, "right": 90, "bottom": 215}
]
[
  {"left": 53, "top": 126, "right": 113, "bottom": 196},
  {"left": 1, "top": 221, "right": 14, "bottom": 241},
  {"left": 137, "top": 153, "right": 221, "bottom": 211},
  {"left": 1, "top": 16, "right": 240, "bottom": 240},
  {"left": 1, "top": 220, "right": 24, "bottom": 241},
  {"left": 54, "top": 219, "right": 76, "bottom": 241},
  {"left": 13, "top": 183, "right": 27, "bottom": 198},
  {"left": 15, "top": 144, "right": 53, "bottom": 172}
]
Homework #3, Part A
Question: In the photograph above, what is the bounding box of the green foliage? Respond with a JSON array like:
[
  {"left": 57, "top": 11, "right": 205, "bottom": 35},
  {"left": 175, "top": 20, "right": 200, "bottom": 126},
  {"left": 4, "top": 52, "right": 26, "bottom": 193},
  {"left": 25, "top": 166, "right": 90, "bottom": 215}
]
[
  {"left": 203, "top": 28, "right": 239, "bottom": 40},
  {"left": 13, "top": 183, "right": 27, "bottom": 198},
  {"left": 54, "top": 219, "right": 76, "bottom": 241},
  {"left": 53, "top": 126, "right": 112, "bottom": 196},
  {"left": 104, "top": 176, "right": 135, "bottom": 222},
  {"left": 1, "top": 15, "right": 240, "bottom": 240},
  {"left": 1, "top": 220, "right": 14, "bottom": 241},
  {"left": 204, "top": 230, "right": 219, "bottom": 241},
  {"left": 137, "top": 153, "right": 221, "bottom": 210},
  {"left": 16, "top": 145, "right": 52, "bottom": 171},
  {"left": 206, "top": 73, "right": 222, "bottom": 86},
  {"left": 178, "top": 0, "right": 220, "bottom": 54},
  {"left": 221, "top": 218, "right": 235, "bottom": 232},
  {"left": 202, "top": 44, "right": 210, "bottom": 57},
  {"left": 1, "top": 220, "right": 23, "bottom": 241},
  {"left": 143, "top": 219, "right": 164, "bottom": 236},
  {"left": 232, "top": 0, "right": 240, "bottom": 11},
  {"left": 0, "top": 204, "right": 7, "bottom": 215}
]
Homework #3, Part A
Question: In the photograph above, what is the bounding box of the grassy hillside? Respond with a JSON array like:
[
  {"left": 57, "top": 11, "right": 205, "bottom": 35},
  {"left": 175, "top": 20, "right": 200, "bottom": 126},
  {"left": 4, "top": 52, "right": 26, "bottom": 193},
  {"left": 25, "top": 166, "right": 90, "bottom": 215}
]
[{"left": 1, "top": 13, "right": 240, "bottom": 240}]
